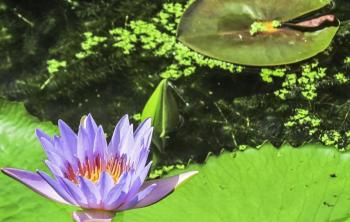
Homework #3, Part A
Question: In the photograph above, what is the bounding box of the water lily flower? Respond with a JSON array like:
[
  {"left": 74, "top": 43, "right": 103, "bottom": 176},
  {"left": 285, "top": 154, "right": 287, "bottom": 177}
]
[{"left": 1, "top": 114, "right": 197, "bottom": 222}]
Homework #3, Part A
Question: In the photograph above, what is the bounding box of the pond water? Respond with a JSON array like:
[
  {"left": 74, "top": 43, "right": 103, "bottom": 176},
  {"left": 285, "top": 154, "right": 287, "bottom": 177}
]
[{"left": 1, "top": 0, "right": 350, "bottom": 165}]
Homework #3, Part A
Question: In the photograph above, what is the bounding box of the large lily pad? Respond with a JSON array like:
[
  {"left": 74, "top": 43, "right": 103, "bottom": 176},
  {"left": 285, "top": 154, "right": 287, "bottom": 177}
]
[
  {"left": 118, "top": 144, "right": 350, "bottom": 222},
  {"left": 177, "top": 0, "right": 339, "bottom": 66},
  {"left": 0, "top": 100, "right": 74, "bottom": 222}
]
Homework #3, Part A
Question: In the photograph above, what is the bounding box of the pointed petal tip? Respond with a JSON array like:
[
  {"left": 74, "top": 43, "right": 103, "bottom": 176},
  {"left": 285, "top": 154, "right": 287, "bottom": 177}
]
[
  {"left": 36, "top": 170, "right": 48, "bottom": 179},
  {"left": 86, "top": 113, "right": 98, "bottom": 125},
  {"left": 85, "top": 113, "right": 95, "bottom": 122},
  {"left": 119, "top": 114, "right": 130, "bottom": 124},
  {"left": 175, "top": 170, "right": 198, "bottom": 188},
  {"left": 1, "top": 167, "right": 20, "bottom": 180},
  {"left": 136, "top": 118, "right": 153, "bottom": 132},
  {"left": 2, "top": 168, "right": 72, "bottom": 205},
  {"left": 35, "top": 128, "right": 41, "bottom": 135},
  {"left": 97, "top": 125, "right": 104, "bottom": 132},
  {"left": 132, "top": 170, "right": 198, "bottom": 209},
  {"left": 1, "top": 167, "right": 28, "bottom": 178},
  {"left": 57, "top": 119, "right": 65, "bottom": 125},
  {"left": 142, "top": 117, "right": 152, "bottom": 125},
  {"left": 1, "top": 167, "right": 12, "bottom": 175},
  {"left": 35, "top": 128, "right": 51, "bottom": 140},
  {"left": 58, "top": 119, "right": 74, "bottom": 130}
]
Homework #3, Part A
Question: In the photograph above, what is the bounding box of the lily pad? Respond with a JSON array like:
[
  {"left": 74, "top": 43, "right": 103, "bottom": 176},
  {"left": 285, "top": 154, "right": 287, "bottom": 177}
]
[
  {"left": 177, "top": 0, "right": 339, "bottom": 66},
  {"left": 0, "top": 100, "right": 74, "bottom": 222},
  {"left": 119, "top": 144, "right": 350, "bottom": 222}
]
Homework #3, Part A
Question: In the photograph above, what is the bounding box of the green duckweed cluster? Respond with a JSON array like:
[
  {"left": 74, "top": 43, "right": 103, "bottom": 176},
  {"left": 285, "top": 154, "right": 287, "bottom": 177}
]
[
  {"left": 75, "top": 32, "right": 107, "bottom": 59},
  {"left": 262, "top": 58, "right": 350, "bottom": 148},
  {"left": 249, "top": 20, "right": 281, "bottom": 36},
  {"left": 285, "top": 108, "right": 321, "bottom": 136},
  {"left": 320, "top": 130, "right": 342, "bottom": 147},
  {"left": 335, "top": 72, "right": 349, "bottom": 84},
  {"left": 274, "top": 62, "right": 327, "bottom": 101},
  {"left": 260, "top": 68, "right": 286, "bottom": 83},
  {"left": 47, "top": 59, "right": 67, "bottom": 75},
  {"left": 109, "top": 2, "right": 243, "bottom": 79},
  {"left": 345, "top": 56, "right": 350, "bottom": 66}
]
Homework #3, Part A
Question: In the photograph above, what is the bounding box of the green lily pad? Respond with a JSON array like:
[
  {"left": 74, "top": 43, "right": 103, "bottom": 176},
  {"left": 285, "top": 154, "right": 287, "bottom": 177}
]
[
  {"left": 0, "top": 100, "right": 74, "bottom": 222},
  {"left": 118, "top": 144, "right": 350, "bottom": 222},
  {"left": 177, "top": 0, "right": 339, "bottom": 66}
]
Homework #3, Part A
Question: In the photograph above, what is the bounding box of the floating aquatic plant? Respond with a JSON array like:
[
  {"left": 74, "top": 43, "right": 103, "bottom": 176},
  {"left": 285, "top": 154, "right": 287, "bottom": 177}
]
[
  {"left": 1, "top": 114, "right": 197, "bottom": 222},
  {"left": 109, "top": 2, "right": 243, "bottom": 79},
  {"left": 120, "top": 144, "right": 350, "bottom": 222},
  {"left": 177, "top": 0, "right": 339, "bottom": 66}
]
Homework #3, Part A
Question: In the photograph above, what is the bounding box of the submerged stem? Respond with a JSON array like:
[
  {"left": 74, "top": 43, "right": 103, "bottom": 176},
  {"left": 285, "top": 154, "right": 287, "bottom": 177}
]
[{"left": 72, "top": 210, "right": 116, "bottom": 222}]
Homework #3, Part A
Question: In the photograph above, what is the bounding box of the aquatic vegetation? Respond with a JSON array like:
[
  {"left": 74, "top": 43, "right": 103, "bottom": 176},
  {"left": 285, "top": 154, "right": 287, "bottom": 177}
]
[
  {"left": 345, "top": 56, "right": 350, "bottom": 66},
  {"left": 274, "top": 62, "right": 327, "bottom": 101},
  {"left": 120, "top": 144, "right": 350, "bottom": 222},
  {"left": 335, "top": 72, "right": 349, "bottom": 84},
  {"left": 257, "top": 60, "right": 350, "bottom": 147},
  {"left": 141, "top": 79, "right": 180, "bottom": 153},
  {"left": 1, "top": 0, "right": 350, "bottom": 220},
  {"left": 285, "top": 108, "right": 321, "bottom": 136},
  {"left": 109, "top": 3, "right": 243, "bottom": 79},
  {"left": 0, "top": 0, "right": 350, "bottom": 160},
  {"left": 260, "top": 68, "right": 286, "bottom": 83},
  {"left": 1, "top": 112, "right": 196, "bottom": 221},
  {"left": 177, "top": 0, "right": 339, "bottom": 66},
  {"left": 47, "top": 59, "right": 67, "bottom": 75},
  {"left": 0, "top": 100, "right": 71, "bottom": 222},
  {"left": 4, "top": 99, "right": 350, "bottom": 221},
  {"left": 249, "top": 20, "right": 281, "bottom": 36},
  {"left": 320, "top": 130, "right": 342, "bottom": 147},
  {"left": 75, "top": 32, "right": 107, "bottom": 59}
]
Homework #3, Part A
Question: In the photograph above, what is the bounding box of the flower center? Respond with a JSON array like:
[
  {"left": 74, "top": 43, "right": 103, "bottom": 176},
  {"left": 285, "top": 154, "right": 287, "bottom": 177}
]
[{"left": 64, "top": 155, "right": 129, "bottom": 183}]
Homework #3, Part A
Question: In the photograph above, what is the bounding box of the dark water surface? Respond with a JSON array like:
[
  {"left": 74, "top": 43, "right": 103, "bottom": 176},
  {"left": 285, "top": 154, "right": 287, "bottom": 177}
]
[{"left": 1, "top": 0, "right": 350, "bottom": 164}]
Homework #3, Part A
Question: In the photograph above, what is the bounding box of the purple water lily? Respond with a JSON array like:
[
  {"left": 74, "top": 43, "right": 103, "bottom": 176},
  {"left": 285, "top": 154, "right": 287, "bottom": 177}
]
[{"left": 1, "top": 114, "right": 197, "bottom": 222}]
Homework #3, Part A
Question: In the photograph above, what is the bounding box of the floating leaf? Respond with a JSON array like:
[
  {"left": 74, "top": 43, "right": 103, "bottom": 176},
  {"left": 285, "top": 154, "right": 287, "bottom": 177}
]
[
  {"left": 119, "top": 144, "right": 350, "bottom": 222},
  {"left": 0, "top": 100, "right": 75, "bottom": 222},
  {"left": 177, "top": 0, "right": 339, "bottom": 66},
  {"left": 141, "top": 79, "right": 180, "bottom": 152}
]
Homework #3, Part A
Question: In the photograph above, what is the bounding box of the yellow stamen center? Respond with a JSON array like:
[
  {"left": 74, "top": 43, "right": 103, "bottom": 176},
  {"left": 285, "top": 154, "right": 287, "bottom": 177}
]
[{"left": 65, "top": 155, "right": 129, "bottom": 183}]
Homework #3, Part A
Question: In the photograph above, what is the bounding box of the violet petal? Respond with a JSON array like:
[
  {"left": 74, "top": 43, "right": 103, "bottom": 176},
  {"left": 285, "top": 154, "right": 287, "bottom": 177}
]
[
  {"left": 77, "top": 126, "right": 92, "bottom": 162},
  {"left": 1, "top": 168, "right": 72, "bottom": 205},
  {"left": 44, "top": 160, "right": 64, "bottom": 177},
  {"left": 134, "top": 171, "right": 198, "bottom": 208},
  {"left": 93, "top": 126, "right": 107, "bottom": 162},
  {"left": 58, "top": 119, "right": 77, "bottom": 156},
  {"left": 118, "top": 183, "right": 157, "bottom": 211},
  {"left": 37, "top": 170, "right": 77, "bottom": 205},
  {"left": 134, "top": 118, "right": 152, "bottom": 139},
  {"left": 108, "top": 115, "right": 129, "bottom": 156},
  {"left": 60, "top": 177, "right": 89, "bottom": 207},
  {"left": 35, "top": 129, "right": 53, "bottom": 143},
  {"left": 97, "top": 172, "right": 115, "bottom": 204},
  {"left": 78, "top": 176, "right": 100, "bottom": 208}
]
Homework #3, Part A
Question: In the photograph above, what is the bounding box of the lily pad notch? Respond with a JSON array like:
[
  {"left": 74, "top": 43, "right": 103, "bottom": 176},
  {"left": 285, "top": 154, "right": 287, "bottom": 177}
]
[{"left": 177, "top": 0, "right": 340, "bottom": 66}]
